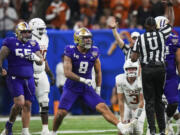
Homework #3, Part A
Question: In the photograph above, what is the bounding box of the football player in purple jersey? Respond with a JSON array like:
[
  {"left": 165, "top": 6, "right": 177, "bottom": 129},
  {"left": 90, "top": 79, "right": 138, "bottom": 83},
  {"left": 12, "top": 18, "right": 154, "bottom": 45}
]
[
  {"left": 0, "top": 22, "right": 44, "bottom": 135},
  {"left": 155, "top": 0, "right": 180, "bottom": 134},
  {"left": 52, "top": 27, "right": 130, "bottom": 135}
]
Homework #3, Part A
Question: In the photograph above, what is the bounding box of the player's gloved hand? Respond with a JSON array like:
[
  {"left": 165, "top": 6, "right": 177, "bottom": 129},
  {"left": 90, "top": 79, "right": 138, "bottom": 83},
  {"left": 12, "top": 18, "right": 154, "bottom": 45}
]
[
  {"left": 50, "top": 76, "right": 56, "bottom": 86},
  {"left": 131, "top": 118, "right": 138, "bottom": 129},
  {"left": 26, "top": 52, "right": 41, "bottom": 62},
  {"left": 80, "top": 77, "right": 92, "bottom": 86},
  {"left": 178, "top": 83, "right": 180, "bottom": 90},
  {"left": 117, "top": 122, "right": 131, "bottom": 134},
  {"left": 96, "top": 86, "right": 101, "bottom": 95}
]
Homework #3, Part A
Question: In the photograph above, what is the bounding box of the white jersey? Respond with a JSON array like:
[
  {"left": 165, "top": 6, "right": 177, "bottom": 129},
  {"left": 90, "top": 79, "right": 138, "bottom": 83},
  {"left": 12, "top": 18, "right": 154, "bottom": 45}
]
[
  {"left": 56, "top": 62, "right": 66, "bottom": 87},
  {"left": 116, "top": 73, "right": 142, "bottom": 110},
  {"left": 32, "top": 34, "right": 49, "bottom": 73}
]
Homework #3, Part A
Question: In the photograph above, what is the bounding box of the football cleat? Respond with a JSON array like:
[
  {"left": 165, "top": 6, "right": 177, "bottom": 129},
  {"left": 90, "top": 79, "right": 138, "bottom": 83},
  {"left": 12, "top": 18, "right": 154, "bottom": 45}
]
[
  {"left": 1, "top": 121, "right": 13, "bottom": 135},
  {"left": 41, "top": 129, "right": 50, "bottom": 135}
]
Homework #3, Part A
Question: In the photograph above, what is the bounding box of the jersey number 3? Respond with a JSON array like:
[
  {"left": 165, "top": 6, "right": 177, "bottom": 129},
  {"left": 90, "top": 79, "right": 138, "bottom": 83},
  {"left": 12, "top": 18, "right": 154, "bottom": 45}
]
[{"left": 79, "top": 62, "right": 88, "bottom": 74}]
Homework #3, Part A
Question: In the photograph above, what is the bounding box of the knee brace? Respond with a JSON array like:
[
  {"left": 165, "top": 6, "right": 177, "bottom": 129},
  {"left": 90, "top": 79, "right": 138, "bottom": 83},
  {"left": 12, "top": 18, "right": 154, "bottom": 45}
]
[
  {"left": 166, "top": 102, "right": 178, "bottom": 117},
  {"left": 39, "top": 102, "right": 49, "bottom": 114}
]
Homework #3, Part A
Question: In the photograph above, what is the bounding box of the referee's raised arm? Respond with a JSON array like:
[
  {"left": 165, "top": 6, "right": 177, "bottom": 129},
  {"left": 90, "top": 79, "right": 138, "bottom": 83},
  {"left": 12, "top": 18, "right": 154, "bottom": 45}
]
[{"left": 131, "top": 16, "right": 172, "bottom": 135}]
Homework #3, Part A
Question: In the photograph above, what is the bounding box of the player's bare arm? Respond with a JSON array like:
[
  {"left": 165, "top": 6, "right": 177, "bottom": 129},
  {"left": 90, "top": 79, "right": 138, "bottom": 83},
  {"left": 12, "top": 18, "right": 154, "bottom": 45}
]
[
  {"left": 117, "top": 93, "right": 125, "bottom": 122},
  {"left": 107, "top": 41, "right": 118, "bottom": 56},
  {"left": 164, "top": 0, "right": 174, "bottom": 26},
  {"left": 138, "top": 93, "right": 144, "bottom": 108},
  {"left": 45, "top": 60, "right": 55, "bottom": 85},
  {"left": 94, "top": 58, "right": 102, "bottom": 87},
  {"left": 64, "top": 55, "right": 80, "bottom": 81},
  {"left": 109, "top": 17, "right": 125, "bottom": 49},
  {"left": 0, "top": 46, "right": 9, "bottom": 76},
  {"left": 176, "top": 48, "right": 180, "bottom": 75}
]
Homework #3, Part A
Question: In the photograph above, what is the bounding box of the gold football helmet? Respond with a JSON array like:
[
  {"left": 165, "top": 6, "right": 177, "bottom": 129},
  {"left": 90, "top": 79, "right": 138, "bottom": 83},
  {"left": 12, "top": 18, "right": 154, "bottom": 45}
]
[
  {"left": 74, "top": 27, "right": 92, "bottom": 49},
  {"left": 15, "top": 21, "right": 32, "bottom": 43}
]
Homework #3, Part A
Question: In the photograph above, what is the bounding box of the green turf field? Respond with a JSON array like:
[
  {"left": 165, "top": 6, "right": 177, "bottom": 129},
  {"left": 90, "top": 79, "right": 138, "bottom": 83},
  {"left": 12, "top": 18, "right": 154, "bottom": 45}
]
[{"left": 0, "top": 115, "right": 178, "bottom": 135}]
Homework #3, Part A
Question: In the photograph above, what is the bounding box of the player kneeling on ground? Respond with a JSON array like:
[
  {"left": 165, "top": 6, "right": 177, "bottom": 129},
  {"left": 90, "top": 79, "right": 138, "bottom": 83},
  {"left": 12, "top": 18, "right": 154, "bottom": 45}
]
[{"left": 116, "top": 60, "right": 145, "bottom": 135}]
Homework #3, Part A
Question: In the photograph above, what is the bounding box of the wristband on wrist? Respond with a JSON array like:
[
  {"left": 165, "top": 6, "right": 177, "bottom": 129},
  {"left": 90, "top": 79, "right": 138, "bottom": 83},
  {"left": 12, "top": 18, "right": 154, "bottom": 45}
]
[
  {"left": 134, "top": 108, "right": 143, "bottom": 119},
  {"left": 79, "top": 77, "right": 86, "bottom": 83}
]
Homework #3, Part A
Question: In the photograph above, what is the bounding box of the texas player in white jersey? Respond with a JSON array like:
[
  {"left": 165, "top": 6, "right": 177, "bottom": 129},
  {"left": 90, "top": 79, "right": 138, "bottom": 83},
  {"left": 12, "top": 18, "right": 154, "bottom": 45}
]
[
  {"left": 116, "top": 60, "right": 145, "bottom": 135},
  {"left": 29, "top": 18, "right": 55, "bottom": 135}
]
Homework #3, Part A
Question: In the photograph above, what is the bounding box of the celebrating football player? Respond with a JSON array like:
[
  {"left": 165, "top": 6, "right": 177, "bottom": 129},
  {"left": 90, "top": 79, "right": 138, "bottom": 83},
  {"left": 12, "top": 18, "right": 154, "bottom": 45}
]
[
  {"left": 0, "top": 22, "right": 43, "bottom": 135},
  {"left": 29, "top": 18, "right": 55, "bottom": 135},
  {"left": 51, "top": 27, "right": 130, "bottom": 135},
  {"left": 116, "top": 59, "right": 145, "bottom": 135}
]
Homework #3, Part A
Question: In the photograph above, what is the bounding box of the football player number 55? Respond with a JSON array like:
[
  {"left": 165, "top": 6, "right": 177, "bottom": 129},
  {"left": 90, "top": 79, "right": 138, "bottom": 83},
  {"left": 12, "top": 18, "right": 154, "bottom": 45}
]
[
  {"left": 15, "top": 48, "right": 31, "bottom": 58},
  {"left": 79, "top": 62, "right": 88, "bottom": 74}
]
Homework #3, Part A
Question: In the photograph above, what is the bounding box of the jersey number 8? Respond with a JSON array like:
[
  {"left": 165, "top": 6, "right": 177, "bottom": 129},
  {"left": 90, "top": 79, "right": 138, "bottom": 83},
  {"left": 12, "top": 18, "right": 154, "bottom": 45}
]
[{"left": 79, "top": 62, "right": 88, "bottom": 74}]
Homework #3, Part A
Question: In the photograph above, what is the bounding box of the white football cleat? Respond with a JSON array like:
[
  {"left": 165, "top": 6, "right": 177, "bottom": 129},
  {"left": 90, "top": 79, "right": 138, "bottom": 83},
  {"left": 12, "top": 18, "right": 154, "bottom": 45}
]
[
  {"left": 21, "top": 131, "right": 31, "bottom": 135},
  {"left": 41, "top": 129, "right": 50, "bottom": 135},
  {"left": 1, "top": 129, "right": 6, "bottom": 135}
]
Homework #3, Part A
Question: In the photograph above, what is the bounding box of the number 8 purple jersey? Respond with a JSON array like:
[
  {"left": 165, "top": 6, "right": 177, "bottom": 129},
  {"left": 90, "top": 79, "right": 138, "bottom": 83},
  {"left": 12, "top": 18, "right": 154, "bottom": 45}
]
[{"left": 64, "top": 45, "right": 99, "bottom": 92}]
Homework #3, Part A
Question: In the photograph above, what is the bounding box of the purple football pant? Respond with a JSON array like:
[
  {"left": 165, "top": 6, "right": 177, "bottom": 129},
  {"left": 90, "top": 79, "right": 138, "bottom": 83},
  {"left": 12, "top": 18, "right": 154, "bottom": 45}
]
[
  {"left": 164, "top": 76, "right": 179, "bottom": 104},
  {"left": 6, "top": 75, "right": 35, "bottom": 102},
  {"left": 59, "top": 86, "right": 105, "bottom": 111}
]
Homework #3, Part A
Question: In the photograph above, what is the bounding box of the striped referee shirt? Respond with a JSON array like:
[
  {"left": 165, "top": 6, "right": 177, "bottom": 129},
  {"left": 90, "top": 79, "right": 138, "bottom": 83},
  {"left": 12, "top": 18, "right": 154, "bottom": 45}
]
[
  {"left": 122, "top": 44, "right": 131, "bottom": 60},
  {"left": 132, "top": 24, "right": 172, "bottom": 64}
]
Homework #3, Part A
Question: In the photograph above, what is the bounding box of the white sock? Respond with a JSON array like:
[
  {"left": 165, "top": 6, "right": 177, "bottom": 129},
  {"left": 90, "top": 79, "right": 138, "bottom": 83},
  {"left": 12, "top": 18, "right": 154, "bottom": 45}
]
[
  {"left": 52, "top": 131, "right": 57, "bottom": 135},
  {"left": 22, "top": 128, "right": 29, "bottom": 133},
  {"left": 42, "top": 125, "right": 49, "bottom": 130}
]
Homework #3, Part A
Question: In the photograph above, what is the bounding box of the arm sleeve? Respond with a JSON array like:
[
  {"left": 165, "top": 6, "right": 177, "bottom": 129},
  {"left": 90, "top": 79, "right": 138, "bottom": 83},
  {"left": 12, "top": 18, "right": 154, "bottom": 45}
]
[
  {"left": 122, "top": 43, "right": 130, "bottom": 55},
  {"left": 116, "top": 76, "right": 124, "bottom": 93},
  {"left": 160, "top": 24, "right": 172, "bottom": 39},
  {"left": 132, "top": 38, "right": 140, "bottom": 53}
]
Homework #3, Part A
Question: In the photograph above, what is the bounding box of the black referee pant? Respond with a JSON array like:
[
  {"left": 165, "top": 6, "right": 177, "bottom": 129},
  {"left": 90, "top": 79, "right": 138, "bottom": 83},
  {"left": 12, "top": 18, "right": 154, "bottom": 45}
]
[{"left": 141, "top": 64, "right": 166, "bottom": 133}]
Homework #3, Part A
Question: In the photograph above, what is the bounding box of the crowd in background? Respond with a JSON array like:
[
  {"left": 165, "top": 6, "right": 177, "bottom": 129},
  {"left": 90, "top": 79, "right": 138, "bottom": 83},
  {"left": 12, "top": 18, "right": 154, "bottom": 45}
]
[{"left": 0, "top": 0, "right": 180, "bottom": 38}]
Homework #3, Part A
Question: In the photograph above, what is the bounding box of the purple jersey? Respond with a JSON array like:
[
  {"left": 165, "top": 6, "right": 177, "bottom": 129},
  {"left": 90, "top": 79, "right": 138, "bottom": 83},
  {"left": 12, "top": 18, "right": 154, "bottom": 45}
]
[
  {"left": 165, "top": 34, "right": 180, "bottom": 79},
  {"left": 2, "top": 37, "right": 40, "bottom": 78},
  {"left": 64, "top": 45, "right": 99, "bottom": 92}
]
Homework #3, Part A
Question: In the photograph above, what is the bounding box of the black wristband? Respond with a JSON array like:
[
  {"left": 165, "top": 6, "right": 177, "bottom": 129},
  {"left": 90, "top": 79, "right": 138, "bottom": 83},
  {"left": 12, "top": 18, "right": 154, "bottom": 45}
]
[{"left": 167, "top": 2, "right": 173, "bottom": 6}]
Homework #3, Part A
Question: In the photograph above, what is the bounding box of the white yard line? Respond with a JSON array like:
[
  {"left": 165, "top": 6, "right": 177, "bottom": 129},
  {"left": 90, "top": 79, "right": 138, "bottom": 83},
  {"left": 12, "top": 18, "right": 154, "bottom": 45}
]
[
  {"left": 0, "top": 115, "right": 103, "bottom": 122},
  {"left": 12, "top": 129, "right": 117, "bottom": 134}
]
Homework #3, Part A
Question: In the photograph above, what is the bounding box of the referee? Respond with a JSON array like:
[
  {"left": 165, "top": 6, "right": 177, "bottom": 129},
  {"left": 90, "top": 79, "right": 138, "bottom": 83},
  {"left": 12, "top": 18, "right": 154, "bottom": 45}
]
[{"left": 131, "top": 17, "right": 172, "bottom": 135}]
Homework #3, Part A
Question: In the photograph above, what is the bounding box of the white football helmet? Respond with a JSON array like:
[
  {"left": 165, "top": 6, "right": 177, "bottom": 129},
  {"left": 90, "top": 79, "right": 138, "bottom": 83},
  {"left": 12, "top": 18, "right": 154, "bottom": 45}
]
[
  {"left": 29, "top": 18, "right": 46, "bottom": 38},
  {"left": 131, "top": 31, "right": 140, "bottom": 39},
  {"left": 155, "top": 16, "right": 169, "bottom": 29},
  {"left": 124, "top": 59, "right": 139, "bottom": 78}
]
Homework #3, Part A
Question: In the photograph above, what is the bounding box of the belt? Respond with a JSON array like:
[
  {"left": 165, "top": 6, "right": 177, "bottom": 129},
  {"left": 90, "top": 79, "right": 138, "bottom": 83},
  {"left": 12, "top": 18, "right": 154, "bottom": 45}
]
[{"left": 141, "top": 61, "right": 165, "bottom": 67}]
